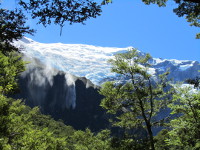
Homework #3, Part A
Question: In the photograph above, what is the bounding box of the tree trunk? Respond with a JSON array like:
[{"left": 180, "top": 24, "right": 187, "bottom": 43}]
[
  {"left": 146, "top": 121, "right": 155, "bottom": 150},
  {"left": 138, "top": 99, "right": 155, "bottom": 150},
  {"left": 139, "top": 100, "right": 155, "bottom": 150}
]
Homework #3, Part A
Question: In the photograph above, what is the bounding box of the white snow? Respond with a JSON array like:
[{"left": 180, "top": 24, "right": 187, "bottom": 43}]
[
  {"left": 13, "top": 37, "right": 196, "bottom": 85},
  {"left": 148, "top": 68, "right": 156, "bottom": 75},
  {"left": 179, "top": 64, "right": 193, "bottom": 71},
  {"left": 152, "top": 58, "right": 164, "bottom": 64},
  {"left": 13, "top": 37, "right": 130, "bottom": 85}
]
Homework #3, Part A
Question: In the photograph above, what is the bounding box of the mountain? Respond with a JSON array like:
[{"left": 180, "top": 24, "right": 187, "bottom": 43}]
[
  {"left": 13, "top": 56, "right": 108, "bottom": 131},
  {"left": 13, "top": 37, "right": 200, "bottom": 85},
  {"left": 12, "top": 37, "right": 200, "bottom": 131}
]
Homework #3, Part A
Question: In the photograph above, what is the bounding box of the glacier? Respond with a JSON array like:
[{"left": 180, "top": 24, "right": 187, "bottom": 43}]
[
  {"left": 14, "top": 37, "right": 129, "bottom": 85},
  {"left": 13, "top": 37, "right": 199, "bottom": 85},
  {"left": 11, "top": 37, "right": 199, "bottom": 131}
]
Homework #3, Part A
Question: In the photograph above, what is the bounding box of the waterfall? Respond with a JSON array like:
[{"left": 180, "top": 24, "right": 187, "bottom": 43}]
[
  {"left": 20, "top": 57, "right": 77, "bottom": 110},
  {"left": 65, "top": 73, "right": 76, "bottom": 109}
]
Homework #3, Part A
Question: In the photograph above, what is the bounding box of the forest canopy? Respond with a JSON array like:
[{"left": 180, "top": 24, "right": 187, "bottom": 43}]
[{"left": 0, "top": 0, "right": 199, "bottom": 149}]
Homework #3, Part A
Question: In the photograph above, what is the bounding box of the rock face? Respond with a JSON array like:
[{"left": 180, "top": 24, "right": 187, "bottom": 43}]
[
  {"left": 151, "top": 59, "right": 200, "bottom": 81},
  {"left": 14, "top": 57, "right": 108, "bottom": 131}
]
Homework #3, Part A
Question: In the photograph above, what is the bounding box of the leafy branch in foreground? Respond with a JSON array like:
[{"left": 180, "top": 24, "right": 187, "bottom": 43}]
[
  {"left": 100, "top": 48, "right": 173, "bottom": 150},
  {"left": 0, "top": 9, "right": 35, "bottom": 53},
  {"left": 155, "top": 85, "right": 200, "bottom": 149},
  {"left": 166, "top": 86, "right": 200, "bottom": 149},
  {"left": 102, "top": 0, "right": 200, "bottom": 39},
  {"left": 0, "top": 51, "right": 26, "bottom": 95},
  {"left": 18, "top": 0, "right": 102, "bottom": 27}
]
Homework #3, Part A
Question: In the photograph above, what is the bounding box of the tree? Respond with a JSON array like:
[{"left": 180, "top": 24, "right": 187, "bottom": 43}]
[
  {"left": 0, "top": 96, "right": 74, "bottom": 149},
  {"left": 18, "top": 0, "right": 102, "bottom": 30},
  {"left": 0, "top": 1, "right": 112, "bottom": 149},
  {"left": 0, "top": 94, "right": 113, "bottom": 149},
  {"left": 0, "top": 0, "right": 97, "bottom": 53},
  {"left": 0, "top": 8, "right": 35, "bottom": 54},
  {"left": 174, "top": 0, "right": 200, "bottom": 39},
  {"left": 102, "top": 0, "right": 200, "bottom": 39},
  {"left": 0, "top": 51, "right": 26, "bottom": 95},
  {"left": 0, "top": 50, "right": 70, "bottom": 149},
  {"left": 155, "top": 85, "right": 200, "bottom": 149},
  {"left": 68, "top": 129, "right": 111, "bottom": 150},
  {"left": 1, "top": 0, "right": 102, "bottom": 47},
  {"left": 0, "top": 1, "right": 111, "bottom": 149},
  {"left": 164, "top": 86, "right": 200, "bottom": 149},
  {"left": 2, "top": 0, "right": 199, "bottom": 39},
  {"left": 99, "top": 49, "right": 173, "bottom": 150}
]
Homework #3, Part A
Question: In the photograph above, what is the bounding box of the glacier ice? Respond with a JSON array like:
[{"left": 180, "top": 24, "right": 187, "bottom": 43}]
[
  {"left": 13, "top": 37, "right": 199, "bottom": 85},
  {"left": 14, "top": 37, "right": 130, "bottom": 85}
]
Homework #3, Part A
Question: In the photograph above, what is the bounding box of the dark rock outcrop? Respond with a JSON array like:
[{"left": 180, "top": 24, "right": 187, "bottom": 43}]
[
  {"left": 152, "top": 59, "right": 200, "bottom": 81},
  {"left": 14, "top": 57, "right": 108, "bottom": 131}
]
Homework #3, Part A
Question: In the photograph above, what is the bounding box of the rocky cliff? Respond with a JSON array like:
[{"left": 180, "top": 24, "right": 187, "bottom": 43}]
[{"left": 14, "top": 57, "right": 108, "bottom": 131}]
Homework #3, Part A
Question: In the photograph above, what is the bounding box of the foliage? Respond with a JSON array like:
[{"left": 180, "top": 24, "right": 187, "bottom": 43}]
[
  {"left": 0, "top": 94, "right": 114, "bottom": 149},
  {"left": 101, "top": 0, "right": 112, "bottom": 5},
  {"left": 165, "top": 86, "right": 200, "bottom": 149},
  {"left": 18, "top": 0, "right": 102, "bottom": 27},
  {"left": 0, "top": 51, "right": 26, "bottom": 95},
  {"left": 68, "top": 129, "right": 112, "bottom": 150},
  {"left": 99, "top": 48, "right": 173, "bottom": 150},
  {"left": 154, "top": 129, "right": 170, "bottom": 150},
  {"left": 155, "top": 86, "right": 200, "bottom": 150},
  {"left": 0, "top": 9, "right": 34, "bottom": 44},
  {"left": 102, "top": 0, "right": 200, "bottom": 39},
  {"left": 0, "top": 96, "right": 69, "bottom": 149},
  {"left": 1, "top": 0, "right": 101, "bottom": 46},
  {"left": 0, "top": 54, "right": 111, "bottom": 149},
  {"left": 0, "top": 8, "right": 35, "bottom": 53},
  {"left": 174, "top": 0, "right": 200, "bottom": 39},
  {"left": 102, "top": 0, "right": 167, "bottom": 6},
  {"left": 0, "top": 1, "right": 111, "bottom": 149},
  {"left": 141, "top": 0, "right": 168, "bottom": 7},
  {"left": 1, "top": 0, "right": 199, "bottom": 149},
  {"left": 110, "top": 136, "right": 149, "bottom": 150}
]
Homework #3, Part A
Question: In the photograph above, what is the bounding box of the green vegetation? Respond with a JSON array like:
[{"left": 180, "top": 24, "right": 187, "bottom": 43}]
[
  {"left": 99, "top": 49, "right": 173, "bottom": 150},
  {"left": 156, "top": 85, "right": 200, "bottom": 150},
  {"left": 1, "top": 47, "right": 199, "bottom": 149},
  {"left": 0, "top": 8, "right": 35, "bottom": 53},
  {"left": 0, "top": 0, "right": 199, "bottom": 149},
  {"left": 0, "top": 2, "right": 110, "bottom": 149},
  {"left": 0, "top": 52, "right": 26, "bottom": 95},
  {"left": 100, "top": 49, "right": 200, "bottom": 149},
  {"left": 0, "top": 94, "right": 114, "bottom": 149}
]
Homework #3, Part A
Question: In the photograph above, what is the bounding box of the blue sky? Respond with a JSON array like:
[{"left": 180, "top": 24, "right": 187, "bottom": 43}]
[{"left": 2, "top": 0, "right": 200, "bottom": 61}]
